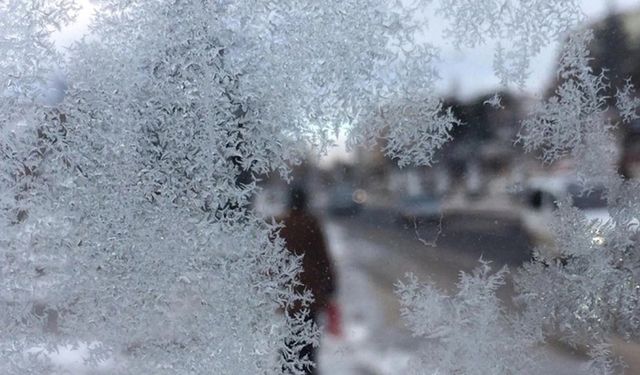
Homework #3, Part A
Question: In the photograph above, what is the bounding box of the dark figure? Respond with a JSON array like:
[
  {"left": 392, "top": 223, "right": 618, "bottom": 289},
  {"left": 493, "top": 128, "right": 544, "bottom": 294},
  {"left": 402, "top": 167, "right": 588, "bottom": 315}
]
[{"left": 279, "top": 186, "right": 336, "bottom": 374}]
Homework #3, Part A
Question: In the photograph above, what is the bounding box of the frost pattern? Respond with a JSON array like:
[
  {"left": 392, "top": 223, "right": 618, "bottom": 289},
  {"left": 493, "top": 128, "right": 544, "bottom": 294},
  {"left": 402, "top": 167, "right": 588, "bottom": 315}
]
[
  {"left": 483, "top": 93, "right": 503, "bottom": 109},
  {"left": 345, "top": 21, "right": 459, "bottom": 167},
  {"left": 515, "top": 202, "right": 640, "bottom": 348},
  {"left": 616, "top": 80, "right": 640, "bottom": 123},
  {"left": 515, "top": 27, "right": 640, "bottom": 371},
  {"left": 6, "top": 0, "right": 640, "bottom": 373},
  {"left": 518, "top": 31, "right": 618, "bottom": 184},
  {"left": 352, "top": 92, "right": 460, "bottom": 167},
  {"left": 396, "top": 262, "right": 542, "bottom": 375},
  {"left": 1, "top": 0, "right": 458, "bottom": 373},
  {"left": 587, "top": 343, "right": 623, "bottom": 375},
  {"left": 436, "top": 0, "right": 582, "bottom": 86}
]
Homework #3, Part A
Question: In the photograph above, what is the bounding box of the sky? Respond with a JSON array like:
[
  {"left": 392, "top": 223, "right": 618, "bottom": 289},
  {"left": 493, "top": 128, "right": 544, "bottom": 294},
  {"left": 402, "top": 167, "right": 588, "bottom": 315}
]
[{"left": 429, "top": 0, "right": 640, "bottom": 99}]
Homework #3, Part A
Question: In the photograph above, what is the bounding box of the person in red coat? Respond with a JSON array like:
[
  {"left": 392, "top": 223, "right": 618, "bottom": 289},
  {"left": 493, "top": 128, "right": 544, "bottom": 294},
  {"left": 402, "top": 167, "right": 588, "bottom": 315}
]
[{"left": 279, "top": 186, "right": 336, "bottom": 374}]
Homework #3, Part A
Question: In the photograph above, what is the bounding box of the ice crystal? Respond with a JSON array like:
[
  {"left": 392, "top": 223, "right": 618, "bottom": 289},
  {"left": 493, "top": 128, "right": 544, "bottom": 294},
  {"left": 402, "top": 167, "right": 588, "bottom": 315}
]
[
  {"left": 616, "top": 80, "right": 640, "bottom": 124},
  {"left": 396, "top": 261, "right": 542, "bottom": 375},
  {"left": 483, "top": 93, "right": 503, "bottom": 109},
  {"left": 515, "top": 24, "right": 640, "bottom": 371},
  {"left": 352, "top": 92, "right": 460, "bottom": 167},
  {"left": 516, "top": 200, "right": 640, "bottom": 343},
  {"left": 586, "top": 343, "right": 624, "bottom": 375},
  {"left": 5, "top": 0, "right": 639, "bottom": 373},
  {"left": 345, "top": 22, "right": 459, "bottom": 167},
  {"left": 436, "top": 0, "right": 582, "bottom": 86},
  {"left": 0, "top": 0, "right": 457, "bottom": 372},
  {"left": 518, "top": 30, "right": 620, "bottom": 184}
]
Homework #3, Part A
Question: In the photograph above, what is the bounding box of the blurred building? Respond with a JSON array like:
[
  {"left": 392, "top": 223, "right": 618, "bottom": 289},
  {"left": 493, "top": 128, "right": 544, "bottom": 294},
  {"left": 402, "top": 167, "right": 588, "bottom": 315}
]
[
  {"left": 352, "top": 90, "right": 529, "bottom": 202},
  {"left": 440, "top": 92, "right": 525, "bottom": 198},
  {"left": 549, "top": 7, "right": 640, "bottom": 178}
]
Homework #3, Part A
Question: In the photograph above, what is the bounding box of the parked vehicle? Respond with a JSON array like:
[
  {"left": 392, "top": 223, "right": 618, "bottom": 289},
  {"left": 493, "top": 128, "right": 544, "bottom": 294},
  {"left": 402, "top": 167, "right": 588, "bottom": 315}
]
[
  {"left": 519, "top": 175, "right": 612, "bottom": 254},
  {"left": 327, "top": 186, "right": 364, "bottom": 216},
  {"left": 397, "top": 194, "right": 442, "bottom": 225}
]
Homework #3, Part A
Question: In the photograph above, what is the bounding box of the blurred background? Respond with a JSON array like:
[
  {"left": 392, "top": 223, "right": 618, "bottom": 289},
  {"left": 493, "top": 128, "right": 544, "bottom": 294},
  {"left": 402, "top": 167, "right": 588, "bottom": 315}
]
[
  {"left": 250, "top": 4, "right": 640, "bottom": 374},
  {"left": 47, "top": 1, "right": 640, "bottom": 373}
]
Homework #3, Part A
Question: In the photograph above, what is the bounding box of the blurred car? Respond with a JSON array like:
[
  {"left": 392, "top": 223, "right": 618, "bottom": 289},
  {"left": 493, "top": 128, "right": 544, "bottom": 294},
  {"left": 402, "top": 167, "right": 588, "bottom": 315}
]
[
  {"left": 327, "top": 186, "right": 365, "bottom": 216},
  {"left": 519, "top": 175, "right": 612, "bottom": 254},
  {"left": 397, "top": 194, "right": 442, "bottom": 224}
]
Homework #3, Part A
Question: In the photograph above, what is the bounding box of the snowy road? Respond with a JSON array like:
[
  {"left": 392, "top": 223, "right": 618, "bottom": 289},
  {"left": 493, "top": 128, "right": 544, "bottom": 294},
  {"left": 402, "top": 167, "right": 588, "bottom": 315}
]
[{"left": 318, "top": 211, "right": 590, "bottom": 375}]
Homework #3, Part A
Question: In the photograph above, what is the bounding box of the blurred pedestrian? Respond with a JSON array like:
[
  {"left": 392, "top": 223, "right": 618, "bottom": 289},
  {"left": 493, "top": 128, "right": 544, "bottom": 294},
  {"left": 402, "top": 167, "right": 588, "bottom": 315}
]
[{"left": 279, "top": 185, "right": 337, "bottom": 374}]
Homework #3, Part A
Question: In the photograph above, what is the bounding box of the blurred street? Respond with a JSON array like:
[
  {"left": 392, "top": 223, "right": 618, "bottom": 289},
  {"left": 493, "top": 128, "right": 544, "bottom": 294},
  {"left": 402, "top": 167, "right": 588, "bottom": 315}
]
[{"left": 317, "top": 207, "right": 590, "bottom": 374}]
